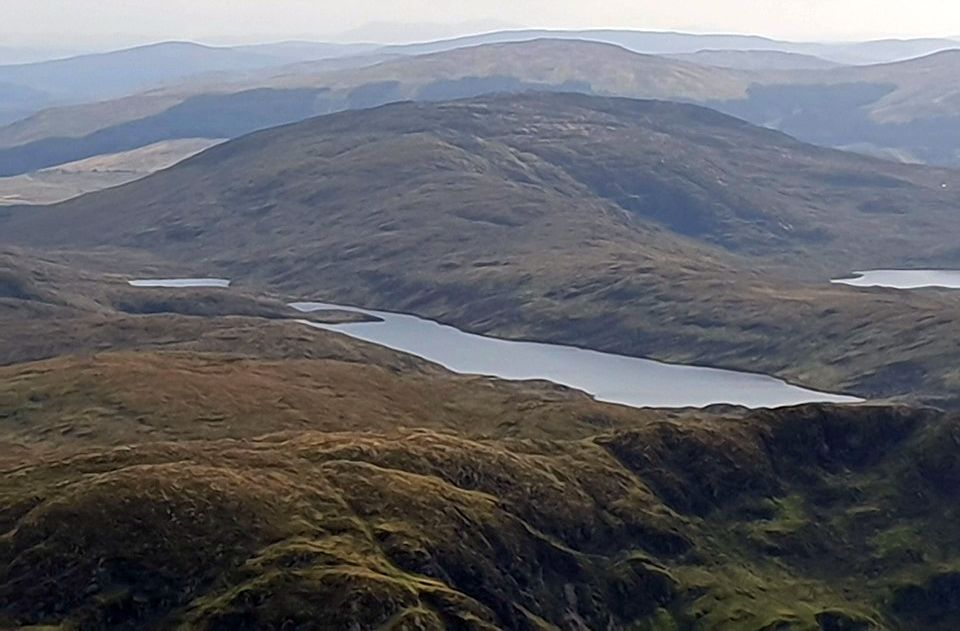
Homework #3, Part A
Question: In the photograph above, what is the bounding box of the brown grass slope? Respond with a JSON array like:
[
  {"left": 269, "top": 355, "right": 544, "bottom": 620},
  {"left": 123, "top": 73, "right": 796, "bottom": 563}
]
[
  {"left": 0, "top": 349, "right": 674, "bottom": 452},
  {"left": 2, "top": 405, "right": 960, "bottom": 629},
  {"left": 0, "top": 248, "right": 674, "bottom": 454},
  {"left": 3, "top": 94, "right": 960, "bottom": 403},
  {"left": 2, "top": 244, "right": 960, "bottom": 629}
]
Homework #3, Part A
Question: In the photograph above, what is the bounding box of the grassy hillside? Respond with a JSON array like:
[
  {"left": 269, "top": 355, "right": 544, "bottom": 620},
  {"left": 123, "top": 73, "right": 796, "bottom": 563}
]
[
  {"left": 2, "top": 249, "right": 960, "bottom": 629},
  {"left": 0, "top": 88, "right": 333, "bottom": 176},
  {"left": 3, "top": 93, "right": 960, "bottom": 404},
  {"left": 3, "top": 401, "right": 960, "bottom": 629},
  {"left": 6, "top": 93, "right": 960, "bottom": 268},
  {"left": 801, "top": 50, "right": 960, "bottom": 124},
  {"left": 0, "top": 52, "right": 395, "bottom": 151}
]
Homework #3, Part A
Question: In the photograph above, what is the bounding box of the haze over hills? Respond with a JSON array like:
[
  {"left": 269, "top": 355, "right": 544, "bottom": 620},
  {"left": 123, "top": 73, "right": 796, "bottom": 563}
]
[
  {"left": 0, "top": 43, "right": 275, "bottom": 112},
  {"left": 4, "top": 36, "right": 960, "bottom": 183},
  {"left": 231, "top": 40, "right": 381, "bottom": 62},
  {"left": 0, "top": 50, "right": 396, "bottom": 152},
  {"left": 0, "top": 82, "right": 53, "bottom": 127},
  {"left": 383, "top": 28, "right": 960, "bottom": 64},
  {"left": 0, "top": 45, "right": 89, "bottom": 65},
  {"left": 710, "top": 48, "right": 960, "bottom": 164},
  {"left": 5, "top": 92, "right": 960, "bottom": 405},
  {"left": 0, "top": 40, "right": 385, "bottom": 126},
  {"left": 0, "top": 40, "right": 755, "bottom": 176},
  {"left": 336, "top": 19, "right": 518, "bottom": 43}
]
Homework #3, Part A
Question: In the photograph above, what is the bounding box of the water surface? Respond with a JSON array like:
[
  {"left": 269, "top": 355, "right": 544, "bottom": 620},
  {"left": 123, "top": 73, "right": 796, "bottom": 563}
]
[
  {"left": 128, "top": 278, "right": 231, "bottom": 288},
  {"left": 292, "top": 301, "right": 861, "bottom": 409},
  {"left": 832, "top": 270, "right": 960, "bottom": 289}
]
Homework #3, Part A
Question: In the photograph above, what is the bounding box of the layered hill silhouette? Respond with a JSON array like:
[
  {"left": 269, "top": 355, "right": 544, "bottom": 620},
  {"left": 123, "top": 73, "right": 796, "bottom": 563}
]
[
  {"left": 383, "top": 28, "right": 960, "bottom": 64},
  {"left": 0, "top": 41, "right": 375, "bottom": 124},
  {"left": 0, "top": 40, "right": 750, "bottom": 175},
  {"left": 7, "top": 92, "right": 960, "bottom": 262},
  {"left": 4, "top": 93, "right": 960, "bottom": 404},
  {"left": 4, "top": 38, "right": 960, "bottom": 177}
]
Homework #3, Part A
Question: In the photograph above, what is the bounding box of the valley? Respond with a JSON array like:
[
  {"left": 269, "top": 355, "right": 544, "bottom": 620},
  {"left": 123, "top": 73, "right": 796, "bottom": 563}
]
[
  {"left": 2, "top": 19, "right": 960, "bottom": 631},
  {"left": 3, "top": 93, "right": 960, "bottom": 406}
]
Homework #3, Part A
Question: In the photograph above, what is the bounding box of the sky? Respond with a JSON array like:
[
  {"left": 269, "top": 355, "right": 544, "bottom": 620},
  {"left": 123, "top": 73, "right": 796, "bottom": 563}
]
[{"left": 2, "top": 0, "right": 959, "bottom": 48}]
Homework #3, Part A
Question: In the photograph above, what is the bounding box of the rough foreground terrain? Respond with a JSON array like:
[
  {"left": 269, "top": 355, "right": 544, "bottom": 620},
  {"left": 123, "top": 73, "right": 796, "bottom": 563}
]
[{"left": 1, "top": 251, "right": 960, "bottom": 630}]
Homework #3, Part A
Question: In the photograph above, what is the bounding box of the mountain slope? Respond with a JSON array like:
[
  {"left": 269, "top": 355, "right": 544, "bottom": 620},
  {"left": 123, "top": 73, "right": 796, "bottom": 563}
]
[
  {"left": 4, "top": 93, "right": 960, "bottom": 404},
  {"left": 4, "top": 93, "right": 958, "bottom": 268},
  {"left": 669, "top": 49, "right": 841, "bottom": 71},
  {"left": 809, "top": 49, "right": 960, "bottom": 123},
  {"left": 271, "top": 39, "right": 753, "bottom": 99},
  {"left": 709, "top": 49, "right": 960, "bottom": 164},
  {"left": 0, "top": 40, "right": 378, "bottom": 130},
  {"left": 0, "top": 88, "right": 332, "bottom": 176},
  {"left": 3, "top": 398, "right": 960, "bottom": 629}
]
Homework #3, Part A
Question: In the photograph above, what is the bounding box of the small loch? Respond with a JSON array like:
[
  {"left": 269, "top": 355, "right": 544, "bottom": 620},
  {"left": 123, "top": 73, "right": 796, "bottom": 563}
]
[
  {"left": 128, "top": 278, "right": 232, "bottom": 288},
  {"left": 832, "top": 270, "right": 960, "bottom": 290},
  {"left": 292, "top": 301, "right": 862, "bottom": 410}
]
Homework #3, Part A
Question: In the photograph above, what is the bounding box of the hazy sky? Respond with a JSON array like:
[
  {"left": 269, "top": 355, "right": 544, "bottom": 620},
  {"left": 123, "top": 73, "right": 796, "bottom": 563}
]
[{"left": 2, "top": 0, "right": 960, "bottom": 47}]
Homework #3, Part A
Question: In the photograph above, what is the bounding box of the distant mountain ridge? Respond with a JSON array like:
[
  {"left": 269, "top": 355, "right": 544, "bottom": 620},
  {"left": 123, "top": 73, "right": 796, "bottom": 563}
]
[
  {"left": 4, "top": 37, "right": 960, "bottom": 176},
  {"left": 0, "top": 42, "right": 296, "bottom": 102},
  {"left": 383, "top": 28, "right": 960, "bottom": 64},
  {"left": 0, "top": 40, "right": 753, "bottom": 176},
  {"left": 3, "top": 34, "right": 960, "bottom": 181},
  {"left": 0, "top": 40, "right": 382, "bottom": 127}
]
